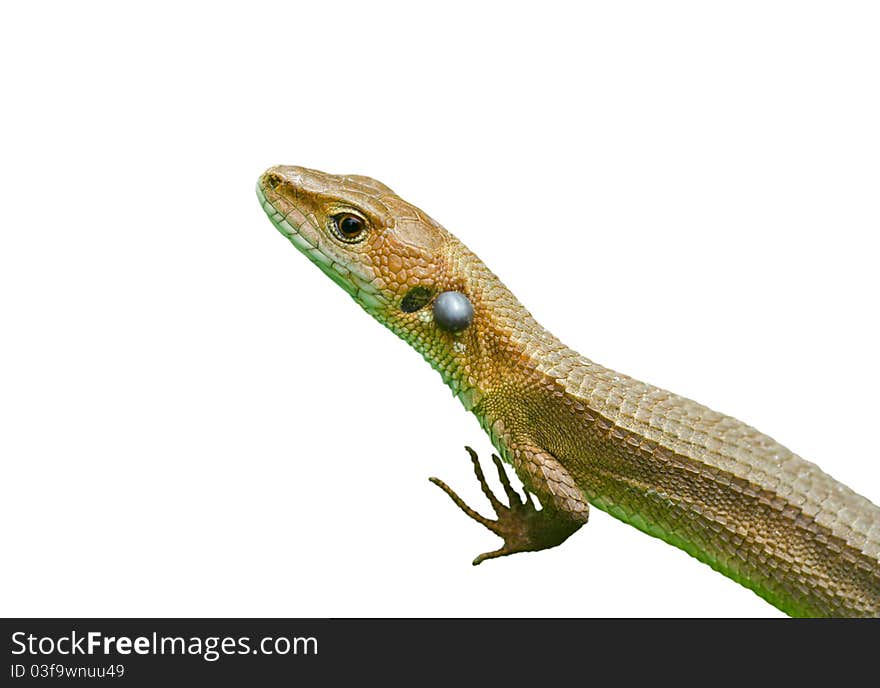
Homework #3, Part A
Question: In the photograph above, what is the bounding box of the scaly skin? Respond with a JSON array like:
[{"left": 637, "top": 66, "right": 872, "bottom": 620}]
[{"left": 256, "top": 165, "right": 880, "bottom": 617}]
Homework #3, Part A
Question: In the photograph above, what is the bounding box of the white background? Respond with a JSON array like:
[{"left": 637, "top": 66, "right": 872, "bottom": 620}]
[{"left": 2, "top": 2, "right": 878, "bottom": 618}]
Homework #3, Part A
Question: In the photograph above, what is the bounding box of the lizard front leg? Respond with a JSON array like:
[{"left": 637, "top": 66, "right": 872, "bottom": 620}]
[{"left": 429, "top": 444, "right": 589, "bottom": 565}]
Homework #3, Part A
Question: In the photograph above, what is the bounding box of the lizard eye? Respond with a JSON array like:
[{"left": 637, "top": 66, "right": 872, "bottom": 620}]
[{"left": 330, "top": 213, "right": 368, "bottom": 244}]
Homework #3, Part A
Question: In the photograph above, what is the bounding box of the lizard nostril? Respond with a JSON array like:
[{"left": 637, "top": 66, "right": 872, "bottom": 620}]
[{"left": 264, "top": 172, "right": 284, "bottom": 191}]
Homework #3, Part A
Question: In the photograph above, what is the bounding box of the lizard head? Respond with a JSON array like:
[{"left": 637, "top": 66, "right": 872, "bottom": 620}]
[
  {"left": 257, "top": 165, "right": 448, "bottom": 314},
  {"left": 256, "top": 165, "right": 529, "bottom": 406}
]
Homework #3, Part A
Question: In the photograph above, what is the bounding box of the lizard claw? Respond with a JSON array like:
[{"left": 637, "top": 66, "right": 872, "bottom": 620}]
[{"left": 429, "top": 446, "right": 581, "bottom": 564}]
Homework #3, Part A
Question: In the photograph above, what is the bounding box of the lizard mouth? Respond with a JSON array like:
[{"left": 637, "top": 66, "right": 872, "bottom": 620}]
[{"left": 256, "top": 173, "right": 387, "bottom": 310}]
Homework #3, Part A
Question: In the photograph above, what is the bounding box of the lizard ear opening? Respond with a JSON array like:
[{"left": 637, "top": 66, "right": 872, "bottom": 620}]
[{"left": 400, "top": 286, "right": 433, "bottom": 313}]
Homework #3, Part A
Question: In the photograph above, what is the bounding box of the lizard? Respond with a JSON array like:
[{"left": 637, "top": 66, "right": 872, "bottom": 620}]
[{"left": 255, "top": 164, "right": 880, "bottom": 617}]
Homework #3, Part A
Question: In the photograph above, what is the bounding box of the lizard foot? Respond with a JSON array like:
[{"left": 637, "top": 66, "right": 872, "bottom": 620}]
[{"left": 429, "top": 446, "right": 583, "bottom": 565}]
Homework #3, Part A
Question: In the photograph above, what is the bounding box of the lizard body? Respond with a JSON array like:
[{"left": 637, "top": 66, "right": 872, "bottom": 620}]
[{"left": 256, "top": 165, "right": 880, "bottom": 617}]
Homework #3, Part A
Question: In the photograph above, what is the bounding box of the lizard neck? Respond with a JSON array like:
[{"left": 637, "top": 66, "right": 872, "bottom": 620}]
[
  {"left": 442, "top": 254, "right": 564, "bottom": 410},
  {"left": 379, "top": 239, "right": 574, "bottom": 435}
]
